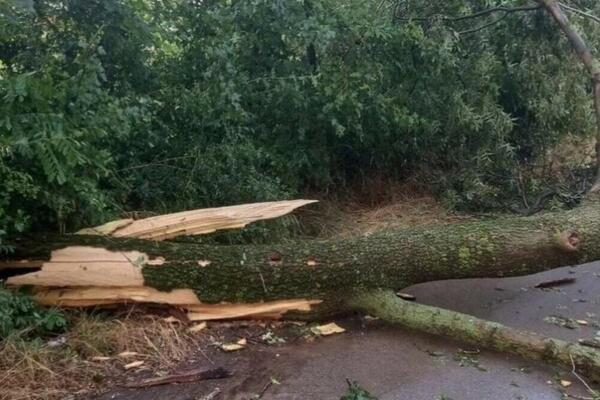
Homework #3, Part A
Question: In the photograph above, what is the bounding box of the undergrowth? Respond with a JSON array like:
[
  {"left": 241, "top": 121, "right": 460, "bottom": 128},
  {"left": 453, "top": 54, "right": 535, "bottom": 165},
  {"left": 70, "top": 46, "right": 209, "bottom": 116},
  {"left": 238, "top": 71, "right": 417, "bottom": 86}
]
[
  {"left": 0, "top": 286, "right": 67, "bottom": 338},
  {"left": 0, "top": 310, "right": 199, "bottom": 400}
]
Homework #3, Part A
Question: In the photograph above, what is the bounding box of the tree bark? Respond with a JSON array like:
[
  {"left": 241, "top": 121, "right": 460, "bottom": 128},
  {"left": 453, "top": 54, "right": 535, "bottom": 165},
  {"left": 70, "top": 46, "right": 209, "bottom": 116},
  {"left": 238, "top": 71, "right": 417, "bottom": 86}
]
[
  {"left": 538, "top": 0, "right": 600, "bottom": 191},
  {"left": 5, "top": 199, "right": 600, "bottom": 305},
  {"left": 5, "top": 200, "right": 600, "bottom": 379},
  {"left": 351, "top": 290, "right": 600, "bottom": 382}
]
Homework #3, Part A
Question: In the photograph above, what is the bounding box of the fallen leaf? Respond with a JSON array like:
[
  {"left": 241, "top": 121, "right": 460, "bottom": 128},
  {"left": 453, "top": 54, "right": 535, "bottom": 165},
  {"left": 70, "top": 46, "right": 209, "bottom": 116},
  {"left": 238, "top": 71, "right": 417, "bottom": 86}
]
[
  {"left": 188, "top": 322, "right": 207, "bottom": 333},
  {"left": 118, "top": 351, "right": 140, "bottom": 358},
  {"left": 124, "top": 361, "right": 145, "bottom": 370},
  {"left": 560, "top": 380, "right": 572, "bottom": 388},
  {"left": 311, "top": 322, "right": 345, "bottom": 336},
  {"left": 91, "top": 356, "right": 111, "bottom": 361}
]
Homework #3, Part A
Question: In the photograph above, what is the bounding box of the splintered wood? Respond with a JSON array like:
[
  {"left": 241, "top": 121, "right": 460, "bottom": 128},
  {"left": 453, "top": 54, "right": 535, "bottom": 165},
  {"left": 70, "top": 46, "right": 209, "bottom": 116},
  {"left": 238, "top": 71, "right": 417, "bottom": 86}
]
[
  {"left": 33, "top": 286, "right": 321, "bottom": 320},
  {"left": 6, "top": 247, "right": 150, "bottom": 287},
  {"left": 5, "top": 199, "right": 320, "bottom": 321},
  {"left": 76, "top": 199, "right": 317, "bottom": 240}
]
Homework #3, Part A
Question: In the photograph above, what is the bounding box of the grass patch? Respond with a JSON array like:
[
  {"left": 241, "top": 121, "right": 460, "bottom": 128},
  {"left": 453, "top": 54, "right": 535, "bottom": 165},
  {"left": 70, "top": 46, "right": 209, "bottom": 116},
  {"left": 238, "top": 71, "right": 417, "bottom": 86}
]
[{"left": 0, "top": 309, "right": 200, "bottom": 400}]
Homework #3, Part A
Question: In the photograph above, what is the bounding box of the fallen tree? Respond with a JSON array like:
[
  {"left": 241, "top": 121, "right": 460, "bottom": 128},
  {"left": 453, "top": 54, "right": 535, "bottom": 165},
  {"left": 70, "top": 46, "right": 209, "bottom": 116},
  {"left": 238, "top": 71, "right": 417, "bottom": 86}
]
[{"left": 3, "top": 198, "right": 600, "bottom": 380}]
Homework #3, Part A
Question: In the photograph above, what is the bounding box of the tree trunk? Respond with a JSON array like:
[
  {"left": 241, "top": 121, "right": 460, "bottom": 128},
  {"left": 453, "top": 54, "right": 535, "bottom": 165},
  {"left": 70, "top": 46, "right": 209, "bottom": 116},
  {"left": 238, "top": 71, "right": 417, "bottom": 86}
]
[
  {"left": 538, "top": 0, "right": 600, "bottom": 191},
  {"left": 5, "top": 200, "right": 600, "bottom": 379},
  {"left": 5, "top": 199, "right": 600, "bottom": 305},
  {"left": 352, "top": 290, "right": 600, "bottom": 382}
]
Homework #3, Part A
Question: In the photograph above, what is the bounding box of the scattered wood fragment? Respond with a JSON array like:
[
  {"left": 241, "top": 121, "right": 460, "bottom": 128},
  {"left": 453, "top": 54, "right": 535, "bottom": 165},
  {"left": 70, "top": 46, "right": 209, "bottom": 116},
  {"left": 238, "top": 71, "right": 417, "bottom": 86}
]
[
  {"left": 188, "top": 322, "right": 207, "bottom": 333},
  {"left": 395, "top": 292, "right": 416, "bottom": 301},
  {"left": 122, "top": 367, "right": 231, "bottom": 388},
  {"left": 186, "top": 299, "right": 322, "bottom": 321},
  {"left": 77, "top": 199, "right": 317, "bottom": 241},
  {"left": 534, "top": 277, "right": 576, "bottom": 289},
  {"left": 118, "top": 351, "right": 140, "bottom": 358},
  {"left": 219, "top": 338, "right": 247, "bottom": 352},
  {"left": 198, "top": 387, "right": 222, "bottom": 400},
  {"left": 560, "top": 379, "right": 572, "bottom": 388},
  {"left": 124, "top": 361, "right": 145, "bottom": 370},
  {"left": 91, "top": 356, "right": 111, "bottom": 362},
  {"left": 311, "top": 322, "right": 345, "bottom": 336}
]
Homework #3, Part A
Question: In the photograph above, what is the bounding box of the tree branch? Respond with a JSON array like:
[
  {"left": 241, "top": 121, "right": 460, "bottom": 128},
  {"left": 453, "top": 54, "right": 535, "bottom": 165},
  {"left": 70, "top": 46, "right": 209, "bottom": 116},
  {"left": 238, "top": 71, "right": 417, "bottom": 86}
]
[
  {"left": 452, "top": 4, "right": 542, "bottom": 21},
  {"left": 558, "top": 2, "right": 600, "bottom": 24},
  {"left": 394, "top": 3, "right": 541, "bottom": 23},
  {"left": 537, "top": 0, "right": 600, "bottom": 193},
  {"left": 459, "top": 12, "right": 511, "bottom": 35}
]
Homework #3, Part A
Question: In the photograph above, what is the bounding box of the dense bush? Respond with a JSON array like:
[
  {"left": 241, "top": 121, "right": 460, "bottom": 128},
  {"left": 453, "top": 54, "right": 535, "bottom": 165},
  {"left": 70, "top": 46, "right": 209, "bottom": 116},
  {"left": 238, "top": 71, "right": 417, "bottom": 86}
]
[{"left": 1, "top": 0, "right": 599, "bottom": 248}]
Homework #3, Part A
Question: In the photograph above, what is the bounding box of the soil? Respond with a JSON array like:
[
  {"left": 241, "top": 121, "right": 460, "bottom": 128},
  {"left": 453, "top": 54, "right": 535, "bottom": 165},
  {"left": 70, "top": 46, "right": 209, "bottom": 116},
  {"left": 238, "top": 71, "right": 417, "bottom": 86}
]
[{"left": 93, "top": 262, "right": 600, "bottom": 400}]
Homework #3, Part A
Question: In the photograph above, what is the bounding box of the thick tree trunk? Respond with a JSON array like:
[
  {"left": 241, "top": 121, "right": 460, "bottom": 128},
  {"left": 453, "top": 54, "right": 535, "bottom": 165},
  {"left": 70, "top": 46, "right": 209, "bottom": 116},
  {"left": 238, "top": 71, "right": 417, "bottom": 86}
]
[
  {"left": 5, "top": 200, "right": 600, "bottom": 379},
  {"left": 5, "top": 199, "right": 600, "bottom": 305}
]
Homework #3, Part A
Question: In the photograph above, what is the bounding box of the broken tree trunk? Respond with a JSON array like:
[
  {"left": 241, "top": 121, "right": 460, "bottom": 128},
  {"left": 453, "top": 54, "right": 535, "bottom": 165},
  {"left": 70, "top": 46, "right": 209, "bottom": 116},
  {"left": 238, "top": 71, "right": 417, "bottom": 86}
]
[
  {"left": 5, "top": 198, "right": 600, "bottom": 379},
  {"left": 4, "top": 198, "right": 600, "bottom": 307},
  {"left": 351, "top": 290, "right": 600, "bottom": 382}
]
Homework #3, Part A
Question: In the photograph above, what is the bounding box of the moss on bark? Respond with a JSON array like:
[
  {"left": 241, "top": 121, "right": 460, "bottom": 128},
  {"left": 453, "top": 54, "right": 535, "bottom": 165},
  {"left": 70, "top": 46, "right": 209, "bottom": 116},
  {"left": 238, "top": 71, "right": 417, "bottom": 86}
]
[
  {"left": 7, "top": 200, "right": 600, "bottom": 303},
  {"left": 350, "top": 290, "right": 600, "bottom": 381}
]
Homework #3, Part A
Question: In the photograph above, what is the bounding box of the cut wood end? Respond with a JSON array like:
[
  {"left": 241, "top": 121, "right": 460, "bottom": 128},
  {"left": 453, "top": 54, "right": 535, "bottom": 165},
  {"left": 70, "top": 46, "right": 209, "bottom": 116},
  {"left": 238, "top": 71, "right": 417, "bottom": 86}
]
[{"left": 554, "top": 231, "right": 580, "bottom": 252}]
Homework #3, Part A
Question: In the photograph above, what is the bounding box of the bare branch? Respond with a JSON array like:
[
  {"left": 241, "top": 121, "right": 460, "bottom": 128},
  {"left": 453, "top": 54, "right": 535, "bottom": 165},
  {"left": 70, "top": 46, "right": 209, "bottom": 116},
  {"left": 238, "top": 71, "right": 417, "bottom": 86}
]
[
  {"left": 459, "top": 12, "right": 511, "bottom": 35},
  {"left": 453, "top": 4, "right": 542, "bottom": 21},
  {"left": 558, "top": 2, "right": 600, "bottom": 24}
]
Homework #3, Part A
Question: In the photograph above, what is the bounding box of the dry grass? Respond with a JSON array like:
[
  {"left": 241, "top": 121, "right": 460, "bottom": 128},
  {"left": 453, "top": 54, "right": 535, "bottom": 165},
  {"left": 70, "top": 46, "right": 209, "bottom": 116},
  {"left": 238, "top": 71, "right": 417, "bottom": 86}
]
[
  {"left": 0, "top": 310, "right": 202, "bottom": 400},
  {"left": 298, "top": 179, "right": 469, "bottom": 239}
]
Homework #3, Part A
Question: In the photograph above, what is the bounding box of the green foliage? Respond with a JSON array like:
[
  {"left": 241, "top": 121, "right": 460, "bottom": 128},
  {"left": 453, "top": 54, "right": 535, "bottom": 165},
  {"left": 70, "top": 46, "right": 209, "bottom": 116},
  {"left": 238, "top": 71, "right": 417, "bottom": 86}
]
[
  {"left": 0, "top": 1, "right": 150, "bottom": 243},
  {"left": 0, "top": 286, "right": 67, "bottom": 338},
  {"left": 341, "top": 380, "right": 378, "bottom": 400},
  {"left": 1, "top": 0, "right": 600, "bottom": 246}
]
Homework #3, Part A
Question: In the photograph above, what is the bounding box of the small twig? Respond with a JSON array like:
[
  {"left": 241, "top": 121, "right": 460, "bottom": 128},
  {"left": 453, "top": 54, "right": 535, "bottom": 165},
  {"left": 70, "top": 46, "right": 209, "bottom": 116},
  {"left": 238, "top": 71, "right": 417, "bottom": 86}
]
[
  {"left": 256, "top": 380, "right": 274, "bottom": 399},
  {"left": 197, "top": 387, "right": 221, "bottom": 400},
  {"left": 257, "top": 269, "right": 268, "bottom": 294},
  {"left": 569, "top": 354, "right": 598, "bottom": 396},
  {"left": 534, "top": 277, "right": 576, "bottom": 289},
  {"left": 459, "top": 11, "right": 511, "bottom": 34},
  {"left": 122, "top": 367, "right": 231, "bottom": 389}
]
